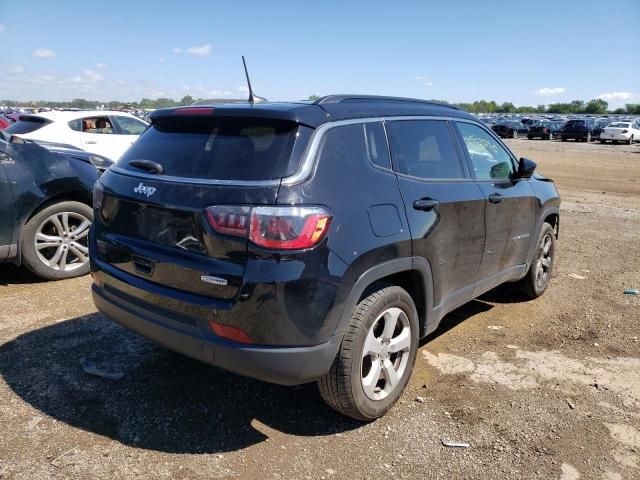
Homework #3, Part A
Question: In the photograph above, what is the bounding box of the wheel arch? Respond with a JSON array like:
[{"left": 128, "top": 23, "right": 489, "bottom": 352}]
[{"left": 334, "top": 257, "right": 434, "bottom": 339}]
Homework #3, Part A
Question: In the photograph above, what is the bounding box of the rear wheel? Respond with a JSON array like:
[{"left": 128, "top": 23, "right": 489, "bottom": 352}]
[
  {"left": 561, "top": 136, "right": 567, "bottom": 142},
  {"left": 318, "top": 285, "right": 419, "bottom": 422},
  {"left": 518, "top": 222, "right": 555, "bottom": 299},
  {"left": 21, "top": 201, "right": 92, "bottom": 280},
  {"left": 527, "top": 135, "right": 533, "bottom": 140},
  {"left": 600, "top": 139, "right": 606, "bottom": 144}
]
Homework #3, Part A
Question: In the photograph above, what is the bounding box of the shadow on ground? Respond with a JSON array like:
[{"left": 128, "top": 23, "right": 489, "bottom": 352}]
[
  {"left": 0, "top": 264, "right": 47, "bottom": 286},
  {"left": 0, "top": 290, "right": 505, "bottom": 454},
  {"left": 0, "top": 313, "right": 359, "bottom": 454}
]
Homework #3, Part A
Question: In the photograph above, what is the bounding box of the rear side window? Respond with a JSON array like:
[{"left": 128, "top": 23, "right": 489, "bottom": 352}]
[
  {"left": 364, "top": 122, "right": 391, "bottom": 169},
  {"left": 566, "top": 120, "right": 585, "bottom": 128},
  {"left": 120, "top": 116, "right": 299, "bottom": 181},
  {"left": 316, "top": 124, "right": 369, "bottom": 170},
  {"left": 5, "top": 116, "right": 51, "bottom": 134},
  {"left": 113, "top": 116, "right": 147, "bottom": 135},
  {"left": 387, "top": 120, "right": 463, "bottom": 179}
]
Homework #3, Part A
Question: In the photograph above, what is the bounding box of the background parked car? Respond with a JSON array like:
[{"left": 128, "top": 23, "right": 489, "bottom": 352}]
[
  {"left": 527, "top": 120, "right": 564, "bottom": 140},
  {"left": 492, "top": 121, "right": 529, "bottom": 138},
  {"left": 599, "top": 121, "right": 640, "bottom": 144},
  {"left": 4, "top": 110, "right": 148, "bottom": 161},
  {"left": 561, "top": 118, "right": 596, "bottom": 142},
  {"left": 591, "top": 117, "right": 612, "bottom": 140},
  {"left": 0, "top": 131, "right": 112, "bottom": 279},
  {"left": 0, "top": 115, "right": 15, "bottom": 130}
]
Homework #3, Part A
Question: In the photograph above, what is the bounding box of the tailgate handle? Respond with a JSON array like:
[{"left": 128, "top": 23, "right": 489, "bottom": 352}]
[{"left": 132, "top": 255, "right": 154, "bottom": 276}]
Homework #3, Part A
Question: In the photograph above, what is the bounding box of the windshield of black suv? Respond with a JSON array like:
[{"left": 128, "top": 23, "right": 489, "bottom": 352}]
[
  {"left": 119, "top": 116, "right": 300, "bottom": 181},
  {"left": 565, "top": 120, "right": 586, "bottom": 127}
]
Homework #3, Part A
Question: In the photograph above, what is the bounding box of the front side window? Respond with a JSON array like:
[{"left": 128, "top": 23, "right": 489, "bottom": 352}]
[
  {"left": 113, "top": 116, "right": 148, "bottom": 135},
  {"left": 456, "top": 122, "right": 514, "bottom": 181},
  {"left": 387, "top": 120, "right": 464, "bottom": 179}
]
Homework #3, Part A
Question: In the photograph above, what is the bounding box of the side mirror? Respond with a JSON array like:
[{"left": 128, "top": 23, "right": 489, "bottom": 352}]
[{"left": 516, "top": 157, "right": 537, "bottom": 179}]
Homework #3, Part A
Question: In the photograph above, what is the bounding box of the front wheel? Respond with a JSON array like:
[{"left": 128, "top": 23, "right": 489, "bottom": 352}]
[
  {"left": 318, "top": 285, "right": 419, "bottom": 422},
  {"left": 518, "top": 222, "right": 555, "bottom": 299},
  {"left": 20, "top": 201, "right": 93, "bottom": 280}
]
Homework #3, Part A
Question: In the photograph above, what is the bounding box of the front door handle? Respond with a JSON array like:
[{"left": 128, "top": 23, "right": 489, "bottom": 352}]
[
  {"left": 489, "top": 193, "right": 504, "bottom": 204},
  {"left": 413, "top": 198, "right": 440, "bottom": 211}
]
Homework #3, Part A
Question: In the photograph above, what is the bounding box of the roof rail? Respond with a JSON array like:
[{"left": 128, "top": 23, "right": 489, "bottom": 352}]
[{"left": 313, "top": 94, "right": 458, "bottom": 109}]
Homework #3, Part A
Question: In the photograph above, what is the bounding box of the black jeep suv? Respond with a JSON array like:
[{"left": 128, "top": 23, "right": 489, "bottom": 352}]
[{"left": 90, "top": 96, "right": 560, "bottom": 421}]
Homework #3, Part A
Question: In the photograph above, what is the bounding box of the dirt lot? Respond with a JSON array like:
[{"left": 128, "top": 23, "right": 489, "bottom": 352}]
[{"left": 1, "top": 139, "right": 639, "bottom": 480}]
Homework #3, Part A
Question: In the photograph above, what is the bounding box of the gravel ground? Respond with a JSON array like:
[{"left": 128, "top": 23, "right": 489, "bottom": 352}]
[{"left": 1, "top": 139, "right": 639, "bottom": 480}]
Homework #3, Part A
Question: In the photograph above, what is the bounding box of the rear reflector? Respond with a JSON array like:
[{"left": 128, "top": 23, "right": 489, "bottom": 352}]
[
  {"left": 205, "top": 205, "right": 332, "bottom": 250},
  {"left": 209, "top": 321, "right": 253, "bottom": 344},
  {"left": 172, "top": 107, "right": 215, "bottom": 115}
]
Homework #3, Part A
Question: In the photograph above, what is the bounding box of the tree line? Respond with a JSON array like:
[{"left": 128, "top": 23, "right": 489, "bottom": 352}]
[{"left": 2, "top": 95, "right": 640, "bottom": 115}]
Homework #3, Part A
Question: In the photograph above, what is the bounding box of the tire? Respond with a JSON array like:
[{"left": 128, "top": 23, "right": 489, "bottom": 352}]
[
  {"left": 527, "top": 135, "right": 533, "bottom": 140},
  {"left": 561, "top": 137, "right": 567, "bottom": 142},
  {"left": 21, "top": 201, "right": 93, "bottom": 280},
  {"left": 317, "top": 284, "right": 419, "bottom": 422},
  {"left": 600, "top": 139, "right": 606, "bottom": 144},
  {"left": 517, "top": 222, "right": 555, "bottom": 299}
]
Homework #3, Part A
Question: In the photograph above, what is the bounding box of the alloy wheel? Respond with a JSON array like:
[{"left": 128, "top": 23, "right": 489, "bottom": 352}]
[
  {"left": 361, "top": 307, "right": 412, "bottom": 401},
  {"left": 535, "top": 233, "right": 553, "bottom": 290},
  {"left": 34, "top": 211, "right": 91, "bottom": 272}
]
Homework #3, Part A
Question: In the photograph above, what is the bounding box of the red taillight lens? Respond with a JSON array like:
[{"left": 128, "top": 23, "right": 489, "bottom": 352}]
[
  {"left": 209, "top": 320, "right": 253, "bottom": 344},
  {"left": 543, "top": 128, "right": 549, "bottom": 133},
  {"left": 204, "top": 205, "right": 332, "bottom": 250},
  {"left": 172, "top": 107, "right": 214, "bottom": 115},
  {"left": 205, "top": 206, "right": 251, "bottom": 237}
]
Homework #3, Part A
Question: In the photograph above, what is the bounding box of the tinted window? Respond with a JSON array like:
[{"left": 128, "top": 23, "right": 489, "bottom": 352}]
[
  {"left": 456, "top": 122, "right": 514, "bottom": 181},
  {"left": 364, "top": 122, "right": 391, "bottom": 169},
  {"left": 387, "top": 120, "right": 463, "bottom": 179},
  {"left": 114, "top": 116, "right": 147, "bottom": 135},
  {"left": 5, "top": 116, "right": 51, "bottom": 134},
  {"left": 317, "top": 123, "right": 368, "bottom": 171},
  {"left": 565, "top": 120, "right": 586, "bottom": 128},
  {"left": 120, "top": 116, "right": 299, "bottom": 181}
]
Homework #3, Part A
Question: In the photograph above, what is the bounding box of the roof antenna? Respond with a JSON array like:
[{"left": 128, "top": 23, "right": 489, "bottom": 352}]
[{"left": 242, "top": 56, "right": 255, "bottom": 103}]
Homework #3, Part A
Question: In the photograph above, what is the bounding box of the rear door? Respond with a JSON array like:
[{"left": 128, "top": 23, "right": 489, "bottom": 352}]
[
  {"left": 78, "top": 115, "right": 121, "bottom": 160},
  {"left": 454, "top": 121, "right": 535, "bottom": 285},
  {"left": 93, "top": 114, "right": 303, "bottom": 300},
  {"left": 386, "top": 119, "right": 485, "bottom": 311}
]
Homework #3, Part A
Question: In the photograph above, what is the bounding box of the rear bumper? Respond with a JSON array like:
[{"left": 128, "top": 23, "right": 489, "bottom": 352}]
[
  {"left": 92, "top": 281, "right": 342, "bottom": 385},
  {"left": 562, "top": 132, "right": 589, "bottom": 139},
  {"left": 600, "top": 134, "right": 631, "bottom": 141}
]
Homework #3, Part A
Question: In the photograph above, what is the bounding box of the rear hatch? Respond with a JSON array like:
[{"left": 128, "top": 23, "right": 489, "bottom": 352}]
[
  {"left": 93, "top": 109, "right": 311, "bottom": 300},
  {"left": 4, "top": 115, "right": 52, "bottom": 136},
  {"left": 563, "top": 120, "right": 587, "bottom": 133},
  {"left": 603, "top": 123, "right": 630, "bottom": 136}
]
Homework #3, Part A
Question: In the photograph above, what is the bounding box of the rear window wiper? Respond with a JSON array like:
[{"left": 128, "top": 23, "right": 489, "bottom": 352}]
[{"left": 129, "top": 159, "right": 164, "bottom": 174}]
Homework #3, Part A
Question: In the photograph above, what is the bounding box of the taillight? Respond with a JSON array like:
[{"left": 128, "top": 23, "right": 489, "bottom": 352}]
[
  {"left": 204, "top": 205, "right": 332, "bottom": 250},
  {"left": 543, "top": 128, "right": 549, "bottom": 133}
]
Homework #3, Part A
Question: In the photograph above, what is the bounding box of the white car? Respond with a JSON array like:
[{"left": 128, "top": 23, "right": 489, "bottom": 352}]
[
  {"left": 4, "top": 110, "right": 148, "bottom": 160},
  {"left": 599, "top": 120, "right": 640, "bottom": 145}
]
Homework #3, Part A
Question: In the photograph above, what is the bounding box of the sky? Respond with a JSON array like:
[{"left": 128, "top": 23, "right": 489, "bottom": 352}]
[{"left": 1, "top": 0, "right": 639, "bottom": 107}]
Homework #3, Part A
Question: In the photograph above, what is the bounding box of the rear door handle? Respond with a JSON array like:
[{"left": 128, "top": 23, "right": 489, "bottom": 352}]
[
  {"left": 413, "top": 198, "right": 440, "bottom": 211},
  {"left": 489, "top": 193, "right": 504, "bottom": 204}
]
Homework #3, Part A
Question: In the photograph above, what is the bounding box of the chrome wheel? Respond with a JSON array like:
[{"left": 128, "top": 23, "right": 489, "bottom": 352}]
[
  {"left": 361, "top": 307, "right": 412, "bottom": 401},
  {"left": 535, "top": 233, "right": 553, "bottom": 289},
  {"left": 34, "top": 211, "right": 91, "bottom": 272}
]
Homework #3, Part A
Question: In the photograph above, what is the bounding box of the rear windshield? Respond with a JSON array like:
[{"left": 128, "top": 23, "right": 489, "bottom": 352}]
[
  {"left": 565, "top": 120, "right": 585, "bottom": 127},
  {"left": 609, "top": 123, "right": 629, "bottom": 128},
  {"left": 5, "top": 116, "right": 51, "bottom": 134},
  {"left": 119, "top": 116, "right": 299, "bottom": 181}
]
